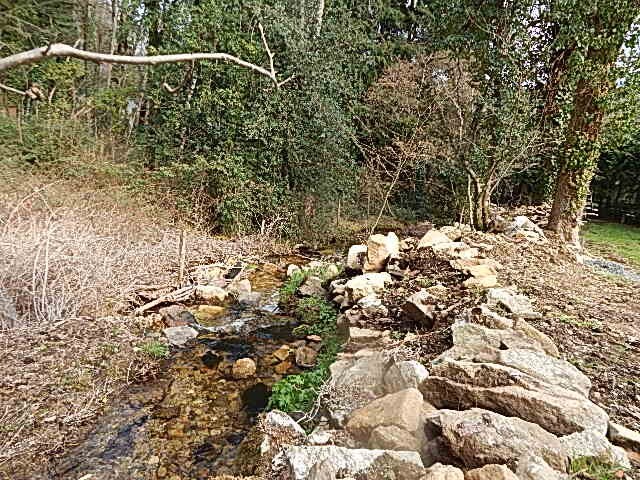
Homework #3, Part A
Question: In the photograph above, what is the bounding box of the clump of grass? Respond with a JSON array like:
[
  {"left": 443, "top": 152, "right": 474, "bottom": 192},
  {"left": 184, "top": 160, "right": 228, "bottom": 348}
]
[
  {"left": 584, "top": 221, "right": 640, "bottom": 269},
  {"left": 139, "top": 340, "right": 169, "bottom": 359},
  {"left": 558, "top": 314, "right": 602, "bottom": 331},
  {"left": 570, "top": 457, "right": 627, "bottom": 480}
]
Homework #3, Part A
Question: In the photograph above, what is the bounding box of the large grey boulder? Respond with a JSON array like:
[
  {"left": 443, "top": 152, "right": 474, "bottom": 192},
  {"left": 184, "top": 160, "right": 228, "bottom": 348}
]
[
  {"left": 235, "top": 409, "right": 306, "bottom": 476},
  {"left": 278, "top": 445, "right": 424, "bottom": 480},
  {"left": 450, "top": 321, "right": 558, "bottom": 357},
  {"left": 560, "top": 430, "right": 631, "bottom": 468},
  {"left": 486, "top": 288, "right": 541, "bottom": 319},
  {"left": 384, "top": 360, "right": 429, "bottom": 393},
  {"left": 163, "top": 325, "right": 198, "bottom": 346},
  {"left": 421, "top": 360, "right": 608, "bottom": 436},
  {"left": 346, "top": 388, "right": 426, "bottom": 441},
  {"left": 437, "top": 408, "right": 568, "bottom": 471},
  {"left": 344, "top": 272, "right": 393, "bottom": 304},
  {"left": 516, "top": 455, "right": 570, "bottom": 480},
  {"left": 491, "top": 348, "right": 591, "bottom": 397},
  {"left": 369, "top": 425, "right": 421, "bottom": 452},
  {"left": 418, "top": 230, "right": 452, "bottom": 249},
  {"left": 327, "top": 353, "right": 390, "bottom": 425},
  {"left": 364, "top": 232, "right": 400, "bottom": 272},
  {"left": 402, "top": 289, "right": 436, "bottom": 328}
]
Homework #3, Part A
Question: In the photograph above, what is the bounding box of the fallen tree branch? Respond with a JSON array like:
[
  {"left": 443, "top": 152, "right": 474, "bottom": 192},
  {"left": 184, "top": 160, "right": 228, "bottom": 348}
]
[
  {"left": 133, "top": 285, "right": 195, "bottom": 316},
  {"left": 0, "top": 24, "right": 291, "bottom": 90}
]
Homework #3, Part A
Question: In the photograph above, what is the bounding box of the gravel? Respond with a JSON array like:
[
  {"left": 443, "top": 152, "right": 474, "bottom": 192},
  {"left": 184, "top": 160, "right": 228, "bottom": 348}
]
[{"left": 584, "top": 257, "right": 640, "bottom": 282}]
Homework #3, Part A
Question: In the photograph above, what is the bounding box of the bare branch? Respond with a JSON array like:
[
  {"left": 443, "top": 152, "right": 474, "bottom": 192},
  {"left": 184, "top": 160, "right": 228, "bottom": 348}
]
[
  {"left": 0, "top": 82, "right": 27, "bottom": 96},
  {"left": 0, "top": 24, "right": 293, "bottom": 89}
]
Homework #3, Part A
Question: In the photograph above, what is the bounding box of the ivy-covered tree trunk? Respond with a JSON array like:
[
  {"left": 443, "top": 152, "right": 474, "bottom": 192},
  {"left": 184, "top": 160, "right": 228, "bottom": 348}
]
[{"left": 548, "top": 74, "right": 605, "bottom": 244}]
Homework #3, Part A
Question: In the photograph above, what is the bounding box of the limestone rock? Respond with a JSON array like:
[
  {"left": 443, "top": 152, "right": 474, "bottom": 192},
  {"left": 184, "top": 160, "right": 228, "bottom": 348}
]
[
  {"left": 384, "top": 360, "right": 429, "bottom": 393},
  {"left": 463, "top": 275, "right": 498, "bottom": 289},
  {"left": 440, "top": 225, "right": 463, "bottom": 241},
  {"left": 328, "top": 353, "right": 390, "bottom": 425},
  {"left": 450, "top": 258, "right": 502, "bottom": 273},
  {"left": 299, "top": 276, "right": 327, "bottom": 297},
  {"left": 236, "top": 409, "right": 306, "bottom": 476},
  {"left": 516, "top": 455, "right": 570, "bottom": 480},
  {"left": 357, "top": 294, "right": 389, "bottom": 318},
  {"left": 506, "top": 216, "right": 547, "bottom": 244},
  {"left": 237, "top": 291, "right": 262, "bottom": 306},
  {"left": 287, "top": 264, "right": 302, "bottom": 277},
  {"left": 423, "top": 463, "right": 464, "bottom": 480},
  {"left": 369, "top": 425, "right": 421, "bottom": 451},
  {"left": 465, "top": 464, "right": 518, "bottom": 480},
  {"left": 195, "top": 285, "right": 229, "bottom": 304},
  {"left": 273, "top": 345, "right": 291, "bottom": 362},
  {"left": 344, "top": 272, "right": 393, "bottom": 304},
  {"left": 560, "top": 430, "right": 631, "bottom": 468},
  {"left": 232, "top": 358, "right": 257, "bottom": 379},
  {"left": 364, "top": 232, "right": 400, "bottom": 272},
  {"left": 422, "top": 360, "right": 609, "bottom": 436},
  {"left": 229, "top": 278, "right": 252, "bottom": 295},
  {"left": 347, "top": 244, "right": 368, "bottom": 271},
  {"left": 432, "top": 242, "right": 478, "bottom": 260},
  {"left": 418, "top": 230, "right": 452, "bottom": 249},
  {"left": 493, "top": 348, "right": 591, "bottom": 396},
  {"left": 163, "top": 325, "right": 198, "bottom": 346},
  {"left": 346, "top": 388, "right": 425, "bottom": 441},
  {"left": 438, "top": 408, "right": 568, "bottom": 471},
  {"left": 451, "top": 321, "right": 557, "bottom": 357},
  {"left": 608, "top": 422, "right": 640, "bottom": 452},
  {"left": 295, "top": 346, "right": 318, "bottom": 368},
  {"left": 279, "top": 445, "right": 424, "bottom": 480},
  {"left": 349, "top": 327, "right": 385, "bottom": 344},
  {"left": 402, "top": 289, "right": 436, "bottom": 328},
  {"left": 486, "top": 288, "right": 541, "bottom": 319},
  {"left": 159, "top": 305, "right": 196, "bottom": 327}
]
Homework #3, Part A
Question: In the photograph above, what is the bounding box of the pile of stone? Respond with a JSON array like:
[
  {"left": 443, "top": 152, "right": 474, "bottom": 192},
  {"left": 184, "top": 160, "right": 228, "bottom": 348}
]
[{"left": 251, "top": 223, "right": 639, "bottom": 479}]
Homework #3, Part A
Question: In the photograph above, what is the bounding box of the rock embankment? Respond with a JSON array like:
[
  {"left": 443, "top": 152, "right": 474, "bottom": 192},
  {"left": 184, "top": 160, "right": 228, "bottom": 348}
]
[{"left": 246, "top": 220, "right": 639, "bottom": 479}]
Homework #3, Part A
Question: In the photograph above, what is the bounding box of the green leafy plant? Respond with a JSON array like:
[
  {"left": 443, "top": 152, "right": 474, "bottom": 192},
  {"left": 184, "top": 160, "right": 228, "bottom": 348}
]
[
  {"left": 139, "top": 340, "right": 169, "bottom": 359},
  {"left": 268, "top": 337, "right": 341, "bottom": 414},
  {"left": 292, "top": 296, "right": 338, "bottom": 338},
  {"left": 279, "top": 270, "right": 307, "bottom": 304},
  {"left": 269, "top": 295, "right": 341, "bottom": 414}
]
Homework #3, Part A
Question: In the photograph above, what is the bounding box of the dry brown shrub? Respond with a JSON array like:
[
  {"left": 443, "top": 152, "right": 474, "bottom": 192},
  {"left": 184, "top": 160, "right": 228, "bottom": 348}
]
[{"left": 0, "top": 164, "right": 285, "bottom": 330}]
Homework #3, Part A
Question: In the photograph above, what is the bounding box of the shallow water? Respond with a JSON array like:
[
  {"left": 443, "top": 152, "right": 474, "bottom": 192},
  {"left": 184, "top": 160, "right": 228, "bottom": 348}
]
[{"left": 49, "top": 257, "right": 306, "bottom": 479}]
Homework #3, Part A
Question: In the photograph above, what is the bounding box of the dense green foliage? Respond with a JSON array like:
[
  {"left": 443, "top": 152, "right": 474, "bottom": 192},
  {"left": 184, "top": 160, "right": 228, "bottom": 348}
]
[{"left": 2, "top": 0, "right": 640, "bottom": 239}]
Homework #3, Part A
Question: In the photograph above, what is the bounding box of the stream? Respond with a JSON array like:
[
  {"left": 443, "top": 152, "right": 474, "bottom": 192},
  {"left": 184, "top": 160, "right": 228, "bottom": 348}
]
[{"left": 50, "top": 258, "right": 307, "bottom": 480}]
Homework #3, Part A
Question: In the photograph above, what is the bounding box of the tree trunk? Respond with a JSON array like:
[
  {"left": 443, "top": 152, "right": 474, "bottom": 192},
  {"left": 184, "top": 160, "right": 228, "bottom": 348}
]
[{"left": 548, "top": 68, "right": 606, "bottom": 244}]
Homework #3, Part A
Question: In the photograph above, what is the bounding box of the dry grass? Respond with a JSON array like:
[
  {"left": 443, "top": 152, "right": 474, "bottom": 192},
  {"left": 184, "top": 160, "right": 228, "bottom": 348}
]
[{"left": 0, "top": 163, "right": 284, "bottom": 329}]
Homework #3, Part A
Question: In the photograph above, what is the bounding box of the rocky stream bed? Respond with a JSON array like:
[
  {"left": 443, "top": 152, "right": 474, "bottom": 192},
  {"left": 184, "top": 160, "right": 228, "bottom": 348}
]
[{"left": 34, "top": 217, "right": 640, "bottom": 480}]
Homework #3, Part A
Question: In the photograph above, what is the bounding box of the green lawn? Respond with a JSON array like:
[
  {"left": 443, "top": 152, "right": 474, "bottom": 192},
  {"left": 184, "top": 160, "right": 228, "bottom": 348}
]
[{"left": 583, "top": 221, "right": 640, "bottom": 268}]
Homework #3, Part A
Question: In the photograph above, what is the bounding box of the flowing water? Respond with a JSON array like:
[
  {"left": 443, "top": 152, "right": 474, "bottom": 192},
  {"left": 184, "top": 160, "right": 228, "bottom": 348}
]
[{"left": 50, "top": 258, "right": 306, "bottom": 480}]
